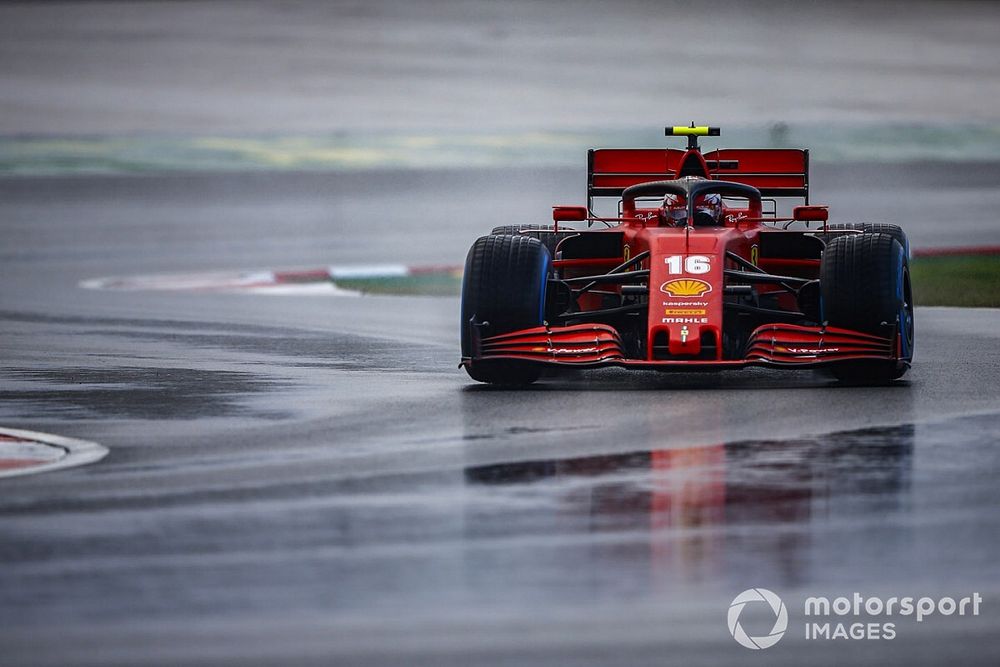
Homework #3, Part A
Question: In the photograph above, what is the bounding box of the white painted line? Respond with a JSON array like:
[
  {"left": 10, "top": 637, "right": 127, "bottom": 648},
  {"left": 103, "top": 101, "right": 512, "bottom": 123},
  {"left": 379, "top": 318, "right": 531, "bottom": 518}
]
[
  {"left": 0, "top": 427, "right": 108, "bottom": 479},
  {"left": 79, "top": 263, "right": 460, "bottom": 294},
  {"left": 328, "top": 264, "right": 410, "bottom": 279},
  {"left": 245, "top": 283, "right": 361, "bottom": 296},
  {"left": 78, "top": 277, "right": 112, "bottom": 290},
  {"left": 80, "top": 270, "right": 278, "bottom": 292},
  {"left": 0, "top": 439, "right": 64, "bottom": 468}
]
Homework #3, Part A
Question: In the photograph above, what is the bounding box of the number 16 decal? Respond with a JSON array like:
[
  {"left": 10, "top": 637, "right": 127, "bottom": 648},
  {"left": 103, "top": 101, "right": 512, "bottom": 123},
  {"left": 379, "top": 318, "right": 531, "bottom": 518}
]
[{"left": 664, "top": 255, "right": 711, "bottom": 275}]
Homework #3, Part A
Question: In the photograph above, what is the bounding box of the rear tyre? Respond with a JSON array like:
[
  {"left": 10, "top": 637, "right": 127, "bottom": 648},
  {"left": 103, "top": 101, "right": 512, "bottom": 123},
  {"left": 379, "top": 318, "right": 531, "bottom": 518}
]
[
  {"left": 461, "top": 234, "right": 551, "bottom": 385},
  {"left": 820, "top": 233, "right": 914, "bottom": 384},
  {"left": 824, "top": 223, "right": 909, "bottom": 257},
  {"left": 490, "top": 225, "right": 563, "bottom": 255}
]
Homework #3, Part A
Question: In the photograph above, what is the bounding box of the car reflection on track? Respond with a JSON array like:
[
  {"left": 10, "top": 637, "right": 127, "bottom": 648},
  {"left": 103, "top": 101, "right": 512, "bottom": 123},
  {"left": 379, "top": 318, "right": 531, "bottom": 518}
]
[{"left": 464, "top": 426, "right": 914, "bottom": 591}]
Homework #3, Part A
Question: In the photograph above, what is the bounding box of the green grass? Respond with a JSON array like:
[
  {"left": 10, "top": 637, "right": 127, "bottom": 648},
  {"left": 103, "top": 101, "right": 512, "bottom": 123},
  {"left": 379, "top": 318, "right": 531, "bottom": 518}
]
[{"left": 911, "top": 254, "right": 1000, "bottom": 307}]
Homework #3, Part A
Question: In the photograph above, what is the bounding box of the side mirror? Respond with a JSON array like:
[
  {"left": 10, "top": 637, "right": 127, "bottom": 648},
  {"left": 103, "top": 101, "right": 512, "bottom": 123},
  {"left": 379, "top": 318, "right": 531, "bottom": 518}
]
[
  {"left": 552, "top": 206, "right": 588, "bottom": 222},
  {"left": 793, "top": 205, "right": 828, "bottom": 222}
]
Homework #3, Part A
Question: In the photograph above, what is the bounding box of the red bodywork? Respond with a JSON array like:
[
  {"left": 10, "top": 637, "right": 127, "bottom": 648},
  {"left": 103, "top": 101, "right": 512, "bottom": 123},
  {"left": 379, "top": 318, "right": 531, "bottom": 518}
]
[{"left": 464, "top": 141, "right": 901, "bottom": 374}]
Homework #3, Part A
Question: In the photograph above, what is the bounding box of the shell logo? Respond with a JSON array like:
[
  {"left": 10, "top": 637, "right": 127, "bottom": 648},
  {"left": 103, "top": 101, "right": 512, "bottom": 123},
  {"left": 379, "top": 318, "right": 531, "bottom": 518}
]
[{"left": 660, "top": 278, "right": 713, "bottom": 297}]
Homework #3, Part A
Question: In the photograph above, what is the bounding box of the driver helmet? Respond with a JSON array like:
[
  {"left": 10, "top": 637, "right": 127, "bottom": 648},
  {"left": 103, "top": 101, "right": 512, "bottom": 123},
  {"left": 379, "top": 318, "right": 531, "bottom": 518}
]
[
  {"left": 660, "top": 194, "right": 688, "bottom": 227},
  {"left": 693, "top": 193, "right": 723, "bottom": 226}
]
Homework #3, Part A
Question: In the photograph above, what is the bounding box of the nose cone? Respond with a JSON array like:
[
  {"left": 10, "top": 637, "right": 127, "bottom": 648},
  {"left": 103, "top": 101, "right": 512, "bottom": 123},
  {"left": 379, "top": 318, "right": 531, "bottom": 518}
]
[{"left": 646, "top": 231, "right": 727, "bottom": 360}]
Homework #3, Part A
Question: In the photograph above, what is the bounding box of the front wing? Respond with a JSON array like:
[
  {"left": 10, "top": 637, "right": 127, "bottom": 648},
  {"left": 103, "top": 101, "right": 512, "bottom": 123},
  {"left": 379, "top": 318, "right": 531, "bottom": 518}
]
[{"left": 464, "top": 322, "right": 899, "bottom": 371}]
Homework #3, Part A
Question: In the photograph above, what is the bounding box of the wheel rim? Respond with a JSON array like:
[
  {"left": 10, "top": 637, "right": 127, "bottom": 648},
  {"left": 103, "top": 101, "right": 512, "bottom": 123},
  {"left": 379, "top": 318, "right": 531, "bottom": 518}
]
[{"left": 901, "top": 266, "right": 914, "bottom": 357}]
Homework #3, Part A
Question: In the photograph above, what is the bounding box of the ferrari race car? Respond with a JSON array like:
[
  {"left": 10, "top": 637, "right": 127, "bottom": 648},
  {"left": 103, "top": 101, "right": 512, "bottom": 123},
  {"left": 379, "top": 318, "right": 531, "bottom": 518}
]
[{"left": 460, "top": 125, "right": 914, "bottom": 385}]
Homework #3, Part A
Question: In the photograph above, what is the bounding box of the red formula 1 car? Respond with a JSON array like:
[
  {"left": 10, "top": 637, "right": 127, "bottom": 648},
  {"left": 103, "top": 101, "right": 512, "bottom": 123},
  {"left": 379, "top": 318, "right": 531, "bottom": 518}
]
[{"left": 460, "top": 125, "right": 914, "bottom": 385}]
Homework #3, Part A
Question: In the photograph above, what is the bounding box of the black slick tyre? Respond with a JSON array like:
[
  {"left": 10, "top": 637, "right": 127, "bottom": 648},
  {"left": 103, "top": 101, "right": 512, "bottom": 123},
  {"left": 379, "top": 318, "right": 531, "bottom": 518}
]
[
  {"left": 824, "top": 223, "right": 909, "bottom": 257},
  {"left": 461, "top": 234, "right": 551, "bottom": 385},
  {"left": 820, "top": 233, "right": 914, "bottom": 384},
  {"left": 489, "top": 225, "right": 563, "bottom": 256}
]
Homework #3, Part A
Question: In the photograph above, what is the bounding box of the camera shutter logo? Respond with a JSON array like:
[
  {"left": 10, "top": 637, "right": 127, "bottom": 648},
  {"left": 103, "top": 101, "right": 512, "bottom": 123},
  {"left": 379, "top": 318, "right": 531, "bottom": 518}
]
[{"left": 728, "top": 588, "right": 788, "bottom": 650}]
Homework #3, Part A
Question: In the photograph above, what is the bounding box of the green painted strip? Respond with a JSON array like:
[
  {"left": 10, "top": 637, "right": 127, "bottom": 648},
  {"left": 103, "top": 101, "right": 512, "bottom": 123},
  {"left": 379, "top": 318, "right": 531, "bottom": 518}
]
[{"left": 335, "top": 273, "right": 462, "bottom": 297}]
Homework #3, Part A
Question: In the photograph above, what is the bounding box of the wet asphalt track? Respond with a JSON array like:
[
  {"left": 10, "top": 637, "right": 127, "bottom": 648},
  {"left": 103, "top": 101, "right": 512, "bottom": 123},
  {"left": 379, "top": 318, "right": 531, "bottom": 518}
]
[{"left": 1, "top": 165, "right": 1000, "bottom": 666}]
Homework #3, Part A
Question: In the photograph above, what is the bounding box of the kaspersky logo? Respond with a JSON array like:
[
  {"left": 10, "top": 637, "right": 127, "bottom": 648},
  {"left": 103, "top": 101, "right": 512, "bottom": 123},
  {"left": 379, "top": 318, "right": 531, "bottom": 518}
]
[{"left": 728, "top": 588, "right": 788, "bottom": 650}]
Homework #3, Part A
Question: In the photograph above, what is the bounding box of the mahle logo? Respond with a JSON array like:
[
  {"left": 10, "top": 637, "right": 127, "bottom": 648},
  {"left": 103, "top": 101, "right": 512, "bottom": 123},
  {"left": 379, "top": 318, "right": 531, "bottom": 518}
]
[{"left": 728, "top": 588, "right": 788, "bottom": 650}]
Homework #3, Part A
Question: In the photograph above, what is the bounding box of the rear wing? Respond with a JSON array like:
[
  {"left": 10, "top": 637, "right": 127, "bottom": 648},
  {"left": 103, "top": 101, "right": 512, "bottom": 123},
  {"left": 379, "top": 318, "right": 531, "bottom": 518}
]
[{"left": 587, "top": 147, "right": 809, "bottom": 207}]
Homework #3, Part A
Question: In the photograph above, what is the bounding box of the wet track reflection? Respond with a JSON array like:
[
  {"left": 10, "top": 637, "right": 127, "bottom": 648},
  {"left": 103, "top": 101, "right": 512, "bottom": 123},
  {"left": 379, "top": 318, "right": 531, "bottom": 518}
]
[{"left": 461, "top": 424, "right": 915, "bottom": 601}]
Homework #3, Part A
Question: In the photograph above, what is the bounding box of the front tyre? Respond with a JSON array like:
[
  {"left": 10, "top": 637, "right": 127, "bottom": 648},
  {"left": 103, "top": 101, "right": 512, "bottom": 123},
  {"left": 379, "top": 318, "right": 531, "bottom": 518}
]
[
  {"left": 820, "top": 233, "right": 914, "bottom": 384},
  {"left": 824, "top": 223, "right": 910, "bottom": 258},
  {"left": 489, "top": 225, "right": 563, "bottom": 255},
  {"left": 461, "top": 234, "right": 551, "bottom": 385}
]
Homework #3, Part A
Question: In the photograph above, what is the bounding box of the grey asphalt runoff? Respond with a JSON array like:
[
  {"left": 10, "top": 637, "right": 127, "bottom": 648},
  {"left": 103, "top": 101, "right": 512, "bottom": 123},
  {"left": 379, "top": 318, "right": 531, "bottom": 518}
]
[{"left": 1, "top": 165, "right": 999, "bottom": 666}]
